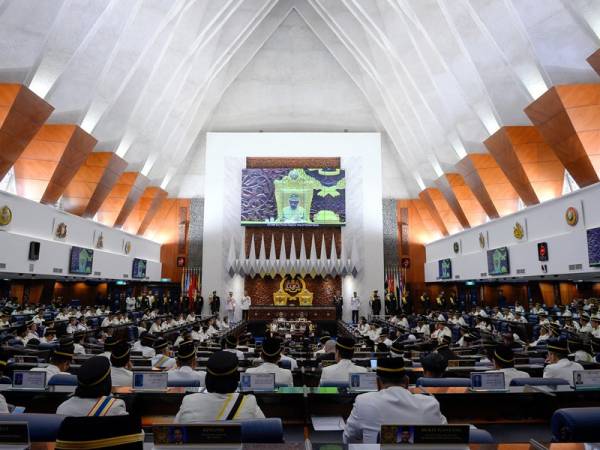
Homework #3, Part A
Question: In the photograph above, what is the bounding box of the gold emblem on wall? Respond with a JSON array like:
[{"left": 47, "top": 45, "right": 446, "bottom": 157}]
[
  {"left": 478, "top": 232, "right": 486, "bottom": 249},
  {"left": 513, "top": 222, "right": 524, "bottom": 240},
  {"left": 274, "top": 275, "right": 313, "bottom": 306},
  {"left": 565, "top": 207, "right": 579, "bottom": 226},
  {"left": 124, "top": 241, "right": 132, "bottom": 255},
  {"left": 96, "top": 232, "right": 104, "bottom": 249},
  {"left": 55, "top": 222, "right": 67, "bottom": 239},
  {"left": 0, "top": 205, "right": 12, "bottom": 226}
]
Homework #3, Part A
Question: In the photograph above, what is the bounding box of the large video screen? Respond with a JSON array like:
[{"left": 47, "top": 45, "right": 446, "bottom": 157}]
[
  {"left": 587, "top": 227, "right": 600, "bottom": 267},
  {"left": 438, "top": 259, "right": 452, "bottom": 280},
  {"left": 69, "top": 247, "right": 93, "bottom": 275},
  {"left": 487, "top": 247, "right": 510, "bottom": 276},
  {"left": 241, "top": 168, "right": 346, "bottom": 226},
  {"left": 132, "top": 258, "right": 147, "bottom": 279}
]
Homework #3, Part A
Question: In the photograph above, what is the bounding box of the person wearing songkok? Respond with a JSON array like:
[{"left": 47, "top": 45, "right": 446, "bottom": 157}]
[
  {"left": 57, "top": 356, "right": 127, "bottom": 416},
  {"left": 138, "top": 332, "right": 156, "bottom": 358},
  {"left": 544, "top": 338, "right": 584, "bottom": 386},
  {"left": 390, "top": 339, "right": 404, "bottom": 358},
  {"left": 151, "top": 338, "right": 176, "bottom": 369},
  {"left": 31, "top": 337, "right": 74, "bottom": 383},
  {"left": 246, "top": 338, "right": 293, "bottom": 386},
  {"left": 486, "top": 344, "right": 529, "bottom": 388},
  {"left": 567, "top": 336, "right": 594, "bottom": 363},
  {"left": 0, "top": 351, "right": 10, "bottom": 412},
  {"left": 319, "top": 337, "right": 366, "bottom": 385},
  {"left": 420, "top": 353, "right": 447, "bottom": 379},
  {"left": 314, "top": 335, "right": 332, "bottom": 356},
  {"left": 110, "top": 341, "right": 133, "bottom": 387},
  {"left": 530, "top": 324, "right": 551, "bottom": 347},
  {"left": 72, "top": 332, "right": 86, "bottom": 355},
  {"left": 168, "top": 341, "right": 205, "bottom": 386},
  {"left": 434, "top": 335, "right": 458, "bottom": 362},
  {"left": 99, "top": 335, "right": 120, "bottom": 360},
  {"left": 40, "top": 327, "right": 56, "bottom": 344},
  {"left": 175, "top": 351, "right": 264, "bottom": 422},
  {"left": 316, "top": 340, "right": 337, "bottom": 363},
  {"left": 222, "top": 335, "right": 245, "bottom": 360},
  {"left": 24, "top": 321, "right": 39, "bottom": 344},
  {"left": 343, "top": 357, "right": 446, "bottom": 443}
]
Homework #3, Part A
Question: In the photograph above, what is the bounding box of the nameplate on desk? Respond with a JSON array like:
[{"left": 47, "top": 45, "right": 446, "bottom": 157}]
[
  {"left": 13, "top": 356, "right": 38, "bottom": 364},
  {"left": 0, "top": 422, "right": 29, "bottom": 449},
  {"left": 153, "top": 423, "right": 241, "bottom": 447},
  {"left": 240, "top": 373, "right": 275, "bottom": 392},
  {"left": 12, "top": 371, "right": 46, "bottom": 390},
  {"left": 469, "top": 372, "right": 507, "bottom": 392},
  {"left": 573, "top": 370, "right": 600, "bottom": 390},
  {"left": 132, "top": 371, "right": 168, "bottom": 391},
  {"left": 380, "top": 425, "right": 469, "bottom": 446},
  {"left": 349, "top": 372, "right": 377, "bottom": 392}
]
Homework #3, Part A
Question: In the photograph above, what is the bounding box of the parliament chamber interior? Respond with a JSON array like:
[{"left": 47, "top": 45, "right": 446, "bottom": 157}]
[{"left": 1, "top": 1, "right": 600, "bottom": 449}]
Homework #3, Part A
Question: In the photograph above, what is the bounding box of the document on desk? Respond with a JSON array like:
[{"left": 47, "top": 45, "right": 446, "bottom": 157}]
[{"left": 311, "top": 415, "right": 346, "bottom": 431}]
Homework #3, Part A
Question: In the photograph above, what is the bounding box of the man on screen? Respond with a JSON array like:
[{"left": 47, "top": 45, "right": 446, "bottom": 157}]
[{"left": 281, "top": 193, "right": 306, "bottom": 223}]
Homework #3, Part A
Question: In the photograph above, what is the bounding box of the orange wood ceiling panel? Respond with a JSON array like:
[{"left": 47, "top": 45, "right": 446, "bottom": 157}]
[
  {"left": 455, "top": 155, "right": 500, "bottom": 220},
  {"left": 61, "top": 152, "right": 127, "bottom": 216},
  {"left": 434, "top": 175, "right": 470, "bottom": 229},
  {"left": 95, "top": 172, "right": 144, "bottom": 227},
  {"left": 587, "top": 48, "right": 600, "bottom": 77},
  {"left": 13, "top": 125, "right": 95, "bottom": 203},
  {"left": 0, "top": 84, "right": 53, "bottom": 180},
  {"left": 456, "top": 153, "right": 520, "bottom": 217},
  {"left": 524, "top": 84, "right": 600, "bottom": 187},
  {"left": 444, "top": 173, "right": 488, "bottom": 227},
  {"left": 410, "top": 198, "right": 444, "bottom": 243},
  {"left": 418, "top": 189, "right": 450, "bottom": 237},
  {"left": 426, "top": 188, "right": 463, "bottom": 235},
  {"left": 113, "top": 173, "right": 150, "bottom": 228},
  {"left": 123, "top": 186, "right": 167, "bottom": 235}
]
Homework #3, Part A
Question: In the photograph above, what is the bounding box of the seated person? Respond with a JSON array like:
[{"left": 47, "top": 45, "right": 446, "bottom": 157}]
[
  {"left": 168, "top": 341, "right": 206, "bottom": 386},
  {"left": 434, "top": 335, "right": 458, "bottom": 362},
  {"left": 343, "top": 357, "right": 446, "bottom": 443},
  {"left": 486, "top": 344, "right": 529, "bottom": 387},
  {"left": 568, "top": 336, "right": 594, "bottom": 363},
  {"left": 222, "top": 335, "right": 245, "bottom": 360},
  {"left": 57, "top": 356, "right": 127, "bottom": 416},
  {"left": 316, "top": 339, "right": 336, "bottom": 362},
  {"left": 420, "top": 352, "right": 448, "bottom": 378},
  {"left": 246, "top": 338, "right": 293, "bottom": 386},
  {"left": 137, "top": 332, "right": 156, "bottom": 358},
  {"left": 280, "top": 346, "right": 299, "bottom": 370},
  {"left": 73, "top": 332, "right": 86, "bottom": 355},
  {"left": 31, "top": 337, "right": 74, "bottom": 382},
  {"left": 152, "top": 338, "right": 176, "bottom": 369},
  {"left": 40, "top": 327, "right": 56, "bottom": 344},
  {"left": 389, "top": 339, "right": 404, "bottom": 358},
  {"left": 175, "top": 351, "right": 265, "bottom": 421},
  {"left": 544, "top": 338, "right": 583, "bottom": 386},
  {"left": 110, "top": 341, "right": 133, "bottom": 387},
  {"left": 319, "top": 337, "right": 367, "bottom": 385}
]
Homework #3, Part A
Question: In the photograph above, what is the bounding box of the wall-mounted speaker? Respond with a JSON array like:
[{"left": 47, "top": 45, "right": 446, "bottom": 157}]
[{"left": 28, "top": 241, "right": 40, "bottom": 261}]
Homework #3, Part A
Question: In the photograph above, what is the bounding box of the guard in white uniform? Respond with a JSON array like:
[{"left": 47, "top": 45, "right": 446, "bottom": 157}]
[
  {"left": 31, "top": 337, "right": 74, "bottom": 384},
  {"left": 151, "top": 338, "right": 176, "bottom": 369},
  {"left": 57, "top": 356, "right": 127, "bottom": 416},
  {"left": 544, "top": 338, "right": 584, "bottom": 386},
  {"left": 319, "top": 337, "right": 367, "bottom": 385},
  {"left": 168, "top": 341, "right": 206, "bottom": 386},
  {"left": 344, "top": 357, "right": 446, "bottom": 443},
  {"left": 175, "top": 351, "right": 264, "bottom": 422},
  {"left": 486, "top": 344, "right": 529, "bottom": 388},
  {"left": 110, "top": 341, "right": 133, "bottom": 387},
  {"left": 246, "top": 338, "right": 293, "bottom": 386}
]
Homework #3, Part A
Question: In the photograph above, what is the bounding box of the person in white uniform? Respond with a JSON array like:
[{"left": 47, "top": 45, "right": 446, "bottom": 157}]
[
  {"left": 175, "top": 351, "right": 264, "bottom": 422},
  {"left": 544, "top": 338, "right": 584, "bottom": 386},
  {"left": 350, "top": 292, "right": 361, "bottom": 324},
  {"left": 222, "top": 335, "right": 245, "bottom": 360},
  {"left": 110, "top": 341, "right": 133, "bottom": 387},
  {"left": 319, "top": 337, "right": 367, "bottom": 385},
  {"left": 31, "top": 337, "right": 74, "bottom": 384},
  {"left": 151, "top": 338, "right": 176, "bottom": 369},
  {"left": 344, "top": 357, "right": 446, "bottom": 443},
  {"left": 57, "top": 356, "right": 127, "bottom": 416},
  {"left": 168, "top": 341, "right": 206, "bottom": 387},
  {"left": 241, "top": 291, "right": 251, "bottom": 321},
  {"left": 246, "top": 338, "right": 293, "bottom": 387},
  {"left": 486, "top": 344, "right": 529, "bottom": 388}
]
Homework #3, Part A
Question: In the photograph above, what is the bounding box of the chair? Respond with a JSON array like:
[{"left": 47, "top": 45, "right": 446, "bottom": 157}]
[
  {"left": 240, "top": 418, "right": 284, "bottom": 443},
  {"left": 510, "top": 377, "right": 569, "bottom": 387},
  {"left": 416, "top": 377, "right": 471, "bottom": 387},
  {"left": 56, "top": 415, "right": 143, "bottom": 449},
  {"left": 0, "top": 413, "right": 65, "bottom": 441},
  {"left": 48, "top": 373, "right": 78, "bottom": 386},
  {"left": 319, "top": 381, "right": 350, "bottom": 388},
  {"left": 551, "top": 407, "right": 600, "bottom": 442},
  {"left": 469, "top": 428, "right": 495, "bottom": 444}
]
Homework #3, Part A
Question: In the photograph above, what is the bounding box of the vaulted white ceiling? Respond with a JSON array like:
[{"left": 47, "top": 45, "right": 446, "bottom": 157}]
[{"left": 1, "top": 0, "right": 599, "bottom": 199}]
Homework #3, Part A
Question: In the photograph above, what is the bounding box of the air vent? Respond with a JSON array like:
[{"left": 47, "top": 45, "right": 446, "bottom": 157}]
[
  {"left": 123, "top": 274, "right": 129, "bottom": 278},
  {"left": 516, "top": 269, "right": 526, "bottom": 274},
  {"left": 569, "top": 264, "right": 583, "bottom": 271},
  {"left": 53, "top": 268, "right": 63, "bottom": 274},
  {"left": 0, "top": 263, "right": 5, "bottom": 269},
  {"left": 480, "top": 272, "right": 487, "bottom": 277},
  {"left": 94, "top": 271, "right": 101, "bottom": 276},
  {"left": 29, "top": 264, "right": 34, "bottom": 272}
]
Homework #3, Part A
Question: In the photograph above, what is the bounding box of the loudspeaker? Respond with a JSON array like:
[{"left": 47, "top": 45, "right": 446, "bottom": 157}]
[{"left": 28, "top": 241, "right": 40, "bottom": 261}]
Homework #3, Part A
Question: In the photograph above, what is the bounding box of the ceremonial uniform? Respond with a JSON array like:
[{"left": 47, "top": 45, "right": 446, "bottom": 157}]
[
  {"left": 544, "top": 358, "right": 583, "bottom": 385},
  {"left": 246, "top": 362, "right": 293, "bottom": 386},
  {"left": 168, "top": 365, "right": 206, "bottom": 386},
  {"left": 319, "top": 359, "right": 366, "bottom": 385},
  {"left": 110, "top": 366, "right": 133, "bottom": 387},
  {"left": 351, "top": 295, "right": 360, "bottom": 323},
  {"left": 152, "top": 353, "right": 177, "bottom": 369},
  {"left": 176, "top": 392, "right": 264, "bottom": 422},
  {"left": 57, "top": 396, "right": 127, "bottom": 417}
]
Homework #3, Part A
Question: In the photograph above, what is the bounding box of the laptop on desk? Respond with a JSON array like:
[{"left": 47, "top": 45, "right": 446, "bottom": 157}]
[
  {"left": 469, "top": 372, "right": 508, "bottom": 392},
  {"left": 0, "top": 422, "right": 29, "bottom": 450},
  {"left": 132, "top": 371, "right": 168, "bottom": 392},
  {"left": 11, "top": 371, "right": 46, "bottom": 391}
]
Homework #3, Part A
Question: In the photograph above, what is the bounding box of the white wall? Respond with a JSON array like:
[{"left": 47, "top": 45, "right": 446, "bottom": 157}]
[
  {"left": 202, "top": 132, "right": 384, "bottom": 320},
  {"left": 0, "top": 190, "right": 161, "bottom": 280},
  {"left": 424, "top": 182, "right": 600, "bottom": 282}
]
